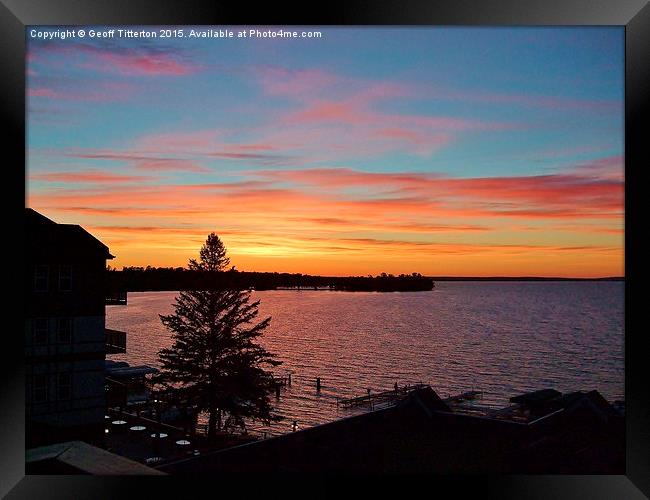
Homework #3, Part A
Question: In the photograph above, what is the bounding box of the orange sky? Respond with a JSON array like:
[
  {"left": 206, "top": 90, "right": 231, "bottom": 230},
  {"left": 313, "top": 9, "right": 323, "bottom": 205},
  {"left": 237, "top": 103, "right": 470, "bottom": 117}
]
[{"left": 27, "top": 167, "right": 624, "bottom": 277}]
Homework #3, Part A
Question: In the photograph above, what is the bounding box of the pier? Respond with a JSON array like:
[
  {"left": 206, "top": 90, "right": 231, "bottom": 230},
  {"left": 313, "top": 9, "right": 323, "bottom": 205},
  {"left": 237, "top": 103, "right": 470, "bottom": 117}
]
[
  {"left": 337, "top": 383, "right": 430, "bottom": 409},
  {"left": 336, "top": 386, "right": 489, "bottom": 412},
  {"left": 106, "top": 290, "right": 128, "bottom": 305},
  {"left": 270, "top": 373, "right": 292, "bottom": 388},
  {"left": 443, "top": 390, "right": 483, "bottom": 404}
]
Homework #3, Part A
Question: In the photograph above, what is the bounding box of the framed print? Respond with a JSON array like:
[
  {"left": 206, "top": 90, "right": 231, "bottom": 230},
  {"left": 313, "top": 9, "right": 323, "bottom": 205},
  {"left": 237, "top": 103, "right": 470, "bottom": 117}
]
[{"left": 3, "top": 0, "right": 648, "bottom": 498}]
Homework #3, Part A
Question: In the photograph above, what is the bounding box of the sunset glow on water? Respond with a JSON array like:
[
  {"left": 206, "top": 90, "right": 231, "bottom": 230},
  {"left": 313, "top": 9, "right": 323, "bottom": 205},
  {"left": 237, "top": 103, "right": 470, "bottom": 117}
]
[{"left": 107, "top": 282, "right": 624, "bottom": 435}]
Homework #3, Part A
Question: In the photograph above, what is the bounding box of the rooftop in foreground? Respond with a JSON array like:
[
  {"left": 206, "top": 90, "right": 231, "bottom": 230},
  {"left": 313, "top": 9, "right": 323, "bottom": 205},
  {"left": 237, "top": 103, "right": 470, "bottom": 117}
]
[
  {"left": 158, "top": 386, "right": 625, "bottom": 475},
  {"left": 26, "top": 386, "right": 624, "bottom": 475},
  {"left": 26, "top": 441, "right": 165, "bottom": 475}
]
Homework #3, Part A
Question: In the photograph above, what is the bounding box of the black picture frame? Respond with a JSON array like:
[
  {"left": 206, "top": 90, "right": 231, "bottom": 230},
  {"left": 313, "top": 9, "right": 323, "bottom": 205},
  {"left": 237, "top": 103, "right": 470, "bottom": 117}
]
[{"left": 3, "top": 0, "right": 648, "bottom": 497}]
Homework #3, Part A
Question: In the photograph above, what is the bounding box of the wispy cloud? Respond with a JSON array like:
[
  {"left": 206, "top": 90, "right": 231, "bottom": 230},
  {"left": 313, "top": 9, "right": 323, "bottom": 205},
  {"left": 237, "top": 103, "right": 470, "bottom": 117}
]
[
  {"left": 30, "top": 156, "right": 623, "bottom": 240},
  {"left": 84, "top": 51, "right": 197, "bottom": 76},
  {"left": 29, "top": 170, "right": 154, "bottom": 183},
  {"left": 253, "top": 161, "right": 623, "bottom": 219},
  {"left": 57, "top": 149, "right": 211, "bottom": 173},
  {"left": 27, "top": 81, "right": 135, "bottom": 102},
  {"left": 419, "top": 86, "right": 622, "bottom": 113},
  {"left": 29, "top": 41, "right": 200, "bottom": 77}
]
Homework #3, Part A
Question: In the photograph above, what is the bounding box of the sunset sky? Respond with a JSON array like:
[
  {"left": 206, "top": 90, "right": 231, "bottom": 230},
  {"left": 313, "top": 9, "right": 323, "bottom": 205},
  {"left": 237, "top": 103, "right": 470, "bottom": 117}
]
[{"left": 26, "top": 27, "right": 624, "bottom": 277}]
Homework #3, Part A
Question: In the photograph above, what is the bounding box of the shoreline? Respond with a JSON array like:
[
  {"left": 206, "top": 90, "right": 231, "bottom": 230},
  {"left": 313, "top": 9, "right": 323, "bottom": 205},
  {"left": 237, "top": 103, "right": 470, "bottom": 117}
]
[{"left": 427, "top": 276, "right": 624, "bottom": 281}]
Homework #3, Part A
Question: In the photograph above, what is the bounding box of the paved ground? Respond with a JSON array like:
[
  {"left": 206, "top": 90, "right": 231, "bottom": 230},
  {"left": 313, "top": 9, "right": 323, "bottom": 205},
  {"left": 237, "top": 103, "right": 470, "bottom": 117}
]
[{"left": 103, "top": 410, "right": 257, "bottom": 467}]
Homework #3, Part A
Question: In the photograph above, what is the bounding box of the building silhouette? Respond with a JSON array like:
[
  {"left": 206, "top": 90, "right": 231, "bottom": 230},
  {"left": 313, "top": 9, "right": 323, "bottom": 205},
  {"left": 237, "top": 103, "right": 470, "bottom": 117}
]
[
  {"left": 25, "top": 208, "right": 125, "bottom": 447},
  {"left": 159, "top": 387, "right": 624, "bottom": 474}
]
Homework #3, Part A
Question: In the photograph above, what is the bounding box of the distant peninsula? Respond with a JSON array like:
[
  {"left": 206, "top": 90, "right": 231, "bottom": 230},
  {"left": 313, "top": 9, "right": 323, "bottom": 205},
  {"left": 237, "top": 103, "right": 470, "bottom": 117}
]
[
  {"left": 107, "top": 267, "right": 623, "bottom": 295},
  {"left": 429, "top": 276, "right": 624, "bottom": 281},
  {"left": 107, "top": 267, "right": 435, "bottom": 293}
]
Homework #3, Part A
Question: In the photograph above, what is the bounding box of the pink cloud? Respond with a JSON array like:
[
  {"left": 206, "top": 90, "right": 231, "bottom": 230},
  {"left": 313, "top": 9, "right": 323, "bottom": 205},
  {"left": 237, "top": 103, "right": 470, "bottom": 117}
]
[
  {"left": 249, "top": 67, "right": 512, "bottom": 158},
  {"left": 375, "top": 128, "right": 452, "bottom": 154},
  {"left": 254, "top": 159, "right": 623, "bottom": 219},
  {"left": 27, "top": 82, "right": 135, "bottom": 102},
  {"left": 132, "top": 158, "right": 210, "bottom": 173},
  {"left": 272, "top": 87, "right": 510, "bottom": 158},
  {"left": 61, "top": 149, "right": 210, "bottom": 173},
  {"left": 90, "top": 52, "right": 197, "bottom": 76},
  {"left": 65, "top": 150, "right": 156, "bottom": 161},
  {"left": 566, "top": 155, "right": 623, "bottom": 181},
  {"left": 132, "top": 131, "right": 300, "bottom": 164},
  {"left": 255, "top": 66, "right": 411, "bottom": 102},
  {"left": 284, "top": 96, "right": 499, "bottom": 131},
  {"left": 289, "top": 100, "right": 365, "bottom": 125},
  {"left": 134, "top": 130, "right": 221, "bottom": 153},
  {"left": 27, "top": 156, "right": 623, "bottom": 278},
  {"left": 30, "top": 157, "right": 623, "bottom": 225},
  {"left": 29, "top": 88, "right": 57, "bottom": 98},
  {"left": 30, "top": 43, "right": 199, "bottom": 77},
  {"left": 255, "top": 67, "right": 340, "bottom": 96}
]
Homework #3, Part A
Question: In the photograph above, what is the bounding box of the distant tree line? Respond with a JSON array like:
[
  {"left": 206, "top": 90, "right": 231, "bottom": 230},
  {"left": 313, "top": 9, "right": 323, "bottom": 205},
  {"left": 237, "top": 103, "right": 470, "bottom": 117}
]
[{"left": 107, "top": 266, "right": 434, "bottom": 292}]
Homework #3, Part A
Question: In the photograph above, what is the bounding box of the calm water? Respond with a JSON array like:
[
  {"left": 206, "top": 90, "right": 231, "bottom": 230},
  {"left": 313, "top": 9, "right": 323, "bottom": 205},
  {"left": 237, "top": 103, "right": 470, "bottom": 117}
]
[{"left": 106, "top": 281, "right": 624, "bottom": 436}]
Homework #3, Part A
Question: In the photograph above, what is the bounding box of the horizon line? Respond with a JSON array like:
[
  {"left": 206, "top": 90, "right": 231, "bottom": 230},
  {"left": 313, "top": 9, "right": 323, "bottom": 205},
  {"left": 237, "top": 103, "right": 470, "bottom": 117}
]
[{"left": 112, "top": 267, "right": 624, "bottom": 281}]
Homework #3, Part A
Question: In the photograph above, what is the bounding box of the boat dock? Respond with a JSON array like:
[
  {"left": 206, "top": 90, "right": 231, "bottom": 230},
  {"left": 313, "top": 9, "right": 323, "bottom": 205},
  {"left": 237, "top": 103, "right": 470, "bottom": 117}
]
[
  {"left": 336, "top": 384, "right": 429, "bottom": 409},
  {"left": 336, "top": 386, "right": 487, "bottom": 411},
  {"left": 444, "top": 390, "right": 483, "bottom": 405},
  {"left": 271, "top": 374, "right": 291, "bottom": 387}
]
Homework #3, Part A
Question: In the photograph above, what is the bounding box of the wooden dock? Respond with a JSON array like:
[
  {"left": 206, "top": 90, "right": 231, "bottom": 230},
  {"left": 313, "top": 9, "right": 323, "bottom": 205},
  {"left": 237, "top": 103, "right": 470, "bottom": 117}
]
[
  {"left": 106, "top": 290, "right": 128, "bottom": 305},
  {"left": 271, "top": 374, "right": 291, "bottom": 388},
  {"left": 337, "top": 386, "right": 486, "bottom": 411},
  {"left": 443, "top": 390, "right": 483, "bottom": 404},
  {"left": 337, "top": 384, "right": 430, "bottom": 409}
]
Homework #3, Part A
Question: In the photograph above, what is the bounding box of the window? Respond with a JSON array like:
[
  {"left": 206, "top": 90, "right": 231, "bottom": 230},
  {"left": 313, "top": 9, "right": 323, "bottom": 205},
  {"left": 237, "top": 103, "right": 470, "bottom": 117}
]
[
  {"left": 57, "top": 318, "right": 73, "bottom": 343},
  {"left": 34, "top": 265, "right": 48, "bottom": 292},
  {"left": 59, "top": 265, "right": 72, "bottom": 291},
  {"left": 57, "top": 373, "right": 72, "bottom": 400},
  {"left": 33, "top": 318, "right": 48, "bottom": 345},
  {"left": 33, "top": 374, "right": 48, "bottom": 403}
]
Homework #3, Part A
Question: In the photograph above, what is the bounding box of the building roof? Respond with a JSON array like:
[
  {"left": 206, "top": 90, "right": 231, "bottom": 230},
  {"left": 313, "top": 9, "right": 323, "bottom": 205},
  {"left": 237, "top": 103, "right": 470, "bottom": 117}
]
[
  {"left": 159, "top": 387, "right": 525, "bottom": 474},
  {"left": 26, "top": 441, "right": 165, "bottom": 475},
  {"left": 106, "top": 362, "right": 159, "bottom": 378},
  {"left": 558, "top": 390, "right": 622, "bottom": 422},
  {"left": 25, "top": 208, "right": 114, "bottom": 260},
  {"left": 105, "top": 360, "right": 130, "bottom": 369},
  {"left": 159, "top": 387, "right": 622, "bottom": 474},
  {"left": 397, "top": 385, "right": 451, "bottom": 415}
]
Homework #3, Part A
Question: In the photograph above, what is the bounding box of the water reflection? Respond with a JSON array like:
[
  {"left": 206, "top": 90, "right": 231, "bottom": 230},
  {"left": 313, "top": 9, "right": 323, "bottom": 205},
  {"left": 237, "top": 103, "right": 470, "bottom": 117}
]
[{"left": 107, "top": 281, "right": 624, "bottom": 436}]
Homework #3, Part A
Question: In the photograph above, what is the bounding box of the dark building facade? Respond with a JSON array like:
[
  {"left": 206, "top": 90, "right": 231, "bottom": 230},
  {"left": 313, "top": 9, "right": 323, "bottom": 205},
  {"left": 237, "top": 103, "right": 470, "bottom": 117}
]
[{"left": 25, "top": 208, "right": 116, "bottom": 447}]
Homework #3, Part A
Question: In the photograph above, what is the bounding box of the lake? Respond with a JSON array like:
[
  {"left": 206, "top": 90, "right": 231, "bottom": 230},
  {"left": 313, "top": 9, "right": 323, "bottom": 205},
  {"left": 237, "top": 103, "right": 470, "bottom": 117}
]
[{"left": 106, "top": 281, "right": 624, "bottom": 436}]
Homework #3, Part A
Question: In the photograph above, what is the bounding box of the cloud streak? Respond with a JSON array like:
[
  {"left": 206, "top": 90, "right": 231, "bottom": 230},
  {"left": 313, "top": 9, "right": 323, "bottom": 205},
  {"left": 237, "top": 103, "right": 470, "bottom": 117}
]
[
  {"left": 29, "top": 170, "right": 154, "bottom": 183},
  {"left": 29, "top": 155, "right": 623, "bottom": 275},
  {"left": 29, "top": 41, "right": 199, "bottom": 76}
]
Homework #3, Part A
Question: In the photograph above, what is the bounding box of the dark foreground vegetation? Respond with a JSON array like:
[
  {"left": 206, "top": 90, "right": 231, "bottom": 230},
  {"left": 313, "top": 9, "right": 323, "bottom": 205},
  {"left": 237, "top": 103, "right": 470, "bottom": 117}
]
[{"left": 107, "top": 267, "right": 435, "bottom": 293}]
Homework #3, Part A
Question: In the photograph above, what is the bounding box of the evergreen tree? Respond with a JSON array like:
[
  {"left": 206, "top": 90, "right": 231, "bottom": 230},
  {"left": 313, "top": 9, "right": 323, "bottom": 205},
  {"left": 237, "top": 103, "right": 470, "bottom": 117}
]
[{"left": 155, "top": 233, "right": 281, "bottom": 437}]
